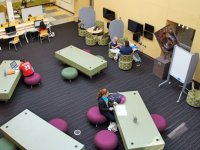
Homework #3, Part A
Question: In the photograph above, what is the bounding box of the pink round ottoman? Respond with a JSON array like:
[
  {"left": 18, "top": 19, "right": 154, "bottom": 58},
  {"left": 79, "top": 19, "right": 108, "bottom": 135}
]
[
  {"left": 87, "top": 106, "right": 107, "bottom": 125},
  {"left": 151, "top": 114, "right": 167, "bottom": 133},
  {"left": 120, "top": 96, "right": 126, "bottom": 104},
  {"left": 24, "top": 72, "right": 41, "bottom": 88},
  {"left": 94, "top": 130, "right": 118, "bottom": 150},
  {"left": 49, "top": 118, "right": 68, "bottom": 133}
]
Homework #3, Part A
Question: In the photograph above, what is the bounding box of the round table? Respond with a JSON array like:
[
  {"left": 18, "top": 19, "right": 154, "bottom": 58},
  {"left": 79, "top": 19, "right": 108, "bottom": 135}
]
[{"left": 86, "top": 27, "right": 102, "bottom": 35}]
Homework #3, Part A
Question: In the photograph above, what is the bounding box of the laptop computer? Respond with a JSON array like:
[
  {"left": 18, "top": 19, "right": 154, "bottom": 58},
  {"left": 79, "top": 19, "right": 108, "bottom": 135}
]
[
  {"left": 34, "top": 20, "right": 42, "bottom": 28},
  {"left": 5, "top": 26, "right": 16, "bottom": 36},
  {"left": 10, "top": 61, "right": 19, "bottom": 70}
]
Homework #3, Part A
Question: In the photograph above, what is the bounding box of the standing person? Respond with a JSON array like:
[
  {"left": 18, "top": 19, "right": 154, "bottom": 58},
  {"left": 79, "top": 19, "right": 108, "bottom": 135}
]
[
  {"left": 97, "top": 88, "right": 117, "bottom": 122},
  {"left": 21, "top": 0, "right": 27, "bottom": 8},
  {"left": 19, "top": 59, "right": 34, "bottom": 77}
]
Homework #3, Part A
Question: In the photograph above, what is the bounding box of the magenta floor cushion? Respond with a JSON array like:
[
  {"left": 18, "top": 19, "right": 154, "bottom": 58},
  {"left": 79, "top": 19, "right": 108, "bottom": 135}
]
[
  {"left": 24, "top": 72, "right": 41, "bottom": 86},
  {"left": 151, "top": 114, "right": 167, "bottom": 133},
  {"left": 49, "top": 118, "right": 68, "bottom": 133}
]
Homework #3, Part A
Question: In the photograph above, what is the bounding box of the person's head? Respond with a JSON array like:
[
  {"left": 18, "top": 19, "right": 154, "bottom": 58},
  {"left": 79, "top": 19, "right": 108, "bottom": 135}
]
[
  {"left": 20, "top": 58, "right": 26, "bottom": 62},
  {"left": 97, "top": 88, "right": 109, "bottom": 100},
  {"left": 28, "top": 14, "right": 32, "bottom": 18},
  {"left": 40, "top": 21, "right": 46, "bottom": 28},
  {"left": 112, "top": 37, "right": 118, "bottom": 42},
  {"left": 124, "top": 40, "right": 130, "bottom": 47}
]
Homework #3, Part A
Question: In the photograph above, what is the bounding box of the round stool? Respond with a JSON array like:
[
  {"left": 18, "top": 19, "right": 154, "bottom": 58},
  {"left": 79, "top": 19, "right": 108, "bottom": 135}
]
[
  {"left": 24, "top": 72, "right": 41, "bottom": 88},
  {"left": 120, "top": 95, "right": 126, "bottom": 104},
  {"left": 96, "top": 55, "right": 105, "bottom": 60},
  {"left": 108, "top": 50, "right": 115, "bottom": 59},
  {"left": 49, "top": 118, "right": 68, "bottom": 133},
  {"left": 0, "top": 137, "right": 17, "bottom": 150},
  {"left": 61, "top": 67, "right": 78, "bottom": 82},
  {"left": 87, "top": 106, "right": 107, "bottom": 126},
  {"left": 94, "top": 130, "right": 118, "bottom": 150},
  {"left": 151, "top": 114, "right": 167, "bottom": 133}
]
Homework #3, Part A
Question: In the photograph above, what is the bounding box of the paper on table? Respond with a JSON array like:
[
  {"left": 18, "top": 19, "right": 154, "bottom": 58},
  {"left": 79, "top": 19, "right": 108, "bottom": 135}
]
[{"left": 115, "top": 105, "right": 127, "bottom": 116}]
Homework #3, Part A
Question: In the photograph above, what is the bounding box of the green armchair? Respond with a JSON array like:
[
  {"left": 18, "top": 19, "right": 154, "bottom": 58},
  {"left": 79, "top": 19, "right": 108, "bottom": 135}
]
[
  {"left": 85, "top": 32, "right": 96, "bottom": 46},
  {"left": 118, "top": 54, "right": 133, "bottom": 70},
  {"left": 118, "top": 37, "right": 128, "bottom": 45},
  {"left": 186, "top": 82, "right": 200, "bottom": 107},
  {"left": 95, "top": 20, "right": 104, "bottom": 31},
  {"left": 98, "top": 32, "right": 109, "bottom": 46}
]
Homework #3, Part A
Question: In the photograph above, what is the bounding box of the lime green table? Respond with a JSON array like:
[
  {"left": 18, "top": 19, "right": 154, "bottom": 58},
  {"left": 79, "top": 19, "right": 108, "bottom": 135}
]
[
  {"left": 0, "top": 109, "right": 85, "bottom": 150},
  {"left": 0, "top": 60, "right": 21, "bottom": 101},
  {"left": 114, "top": 91, "right": 165, "bottom": 150},
  {"left": 55, "top": 45, "right": 107, "bottom": 78}
]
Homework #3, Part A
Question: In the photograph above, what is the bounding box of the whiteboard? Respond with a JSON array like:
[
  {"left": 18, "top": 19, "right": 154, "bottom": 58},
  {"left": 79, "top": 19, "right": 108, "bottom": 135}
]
[
  {"left": 0, "top": 12, "right": 6, "bottom": 24},
  {"left": 21, "top": 5, "right": 43, "bottom": 21},
  {"left": 169, "top": 45, "right": 192, "bottom": 83}
]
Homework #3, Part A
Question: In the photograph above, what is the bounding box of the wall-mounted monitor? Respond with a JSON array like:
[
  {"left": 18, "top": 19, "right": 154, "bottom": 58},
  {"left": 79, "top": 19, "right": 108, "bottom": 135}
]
[
  {"left": 144, "top": 31, "right": 153, "bottom": 40},
  {"left": 145, "top": 23, "right": 154, "bottom": 33},
  {"left": 103, "top": 8, "right": 115, "bottom": 21},
  {"left": 133, "top": 33, "right": 141, "bottom": 43},
  {"left": 128, "top": 19, "right": 143, "bottom": 34}
]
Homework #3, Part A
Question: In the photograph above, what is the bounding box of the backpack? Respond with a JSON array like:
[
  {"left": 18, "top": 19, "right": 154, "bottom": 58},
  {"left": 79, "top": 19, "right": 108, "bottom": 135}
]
[{"left": 108, "top": 93, "right": 126, "bottom": 104}]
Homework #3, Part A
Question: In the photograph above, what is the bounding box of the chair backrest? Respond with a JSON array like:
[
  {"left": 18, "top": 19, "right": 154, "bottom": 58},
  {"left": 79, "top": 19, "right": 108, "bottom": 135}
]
[
  {"left": 95, "top": 20, "right": 104, "bottom": 29},
  {"left": 85, "top": 31, "right": 93, "bottom": 38},
  {"left": 13, "top": 36, "right": 20, "bottom": 43},
  {"left": 119, "top": 54, "right": 133, "bottom": 62},
  {"left": 118, "top": 37, "right": 128, "bottom": 45},
  {"left": 40, "top": 29, "right": 48, "bottom": 36}
]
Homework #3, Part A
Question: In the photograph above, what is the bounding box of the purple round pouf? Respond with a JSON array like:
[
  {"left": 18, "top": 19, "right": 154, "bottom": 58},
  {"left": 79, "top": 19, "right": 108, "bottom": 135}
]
[
  {"left": 24, "top": 72, "right": 41, "bottom": 86},
  {"left": 151, "top": 114, "right": 167, "bottom": 133},
  {"left": 87, "top": 106, "right": 107, "bottom": 125},
  {"left": 49, "top": 118, "right": 68, "bottom": 133},
  {"left": 120, "top": 96, "right": 126, "bottom": 104},
  {"left": 94, "top": 130, "right": 118, "bottom": 150}
]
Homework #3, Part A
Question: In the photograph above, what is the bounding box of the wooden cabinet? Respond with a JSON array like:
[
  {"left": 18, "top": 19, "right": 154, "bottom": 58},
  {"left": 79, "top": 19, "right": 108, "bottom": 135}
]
[{"left": 153, "top": 57, "right": 170, "bottom": 79}]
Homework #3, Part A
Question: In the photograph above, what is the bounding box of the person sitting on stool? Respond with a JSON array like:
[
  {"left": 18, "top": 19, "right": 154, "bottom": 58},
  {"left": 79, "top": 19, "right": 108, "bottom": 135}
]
[{"left": 19, "top": 59, "right": 34, "bottom": 77}]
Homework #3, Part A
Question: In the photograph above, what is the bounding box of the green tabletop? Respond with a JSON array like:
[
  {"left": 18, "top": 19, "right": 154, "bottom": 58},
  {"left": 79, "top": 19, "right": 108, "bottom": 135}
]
[
  {"left": 0, "top": 109, "right": 85, "bottom": 150},
  {"left": 0, "top": 60, "right": 21, "bottom": 101},
  {"left": 55, "top": 45, "right": 107, "bottom": 78},
  {"left": 115, "top": 91, "right": 165, "bottom": 150}
]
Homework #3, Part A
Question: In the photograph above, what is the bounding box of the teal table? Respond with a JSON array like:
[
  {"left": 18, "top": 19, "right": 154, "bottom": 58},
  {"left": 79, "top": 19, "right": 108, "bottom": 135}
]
[
  {"left": 0, "top": 60, "right": 21, "bottom": 101},
  {"left": 55, "top": 45, "right": 107, "bottom": 78},
  {"left": 114, "top": 91, "right": 165, "bottom": 150},
  {"left": 0, "top": 109, "right": 85, "bottom": 150}
]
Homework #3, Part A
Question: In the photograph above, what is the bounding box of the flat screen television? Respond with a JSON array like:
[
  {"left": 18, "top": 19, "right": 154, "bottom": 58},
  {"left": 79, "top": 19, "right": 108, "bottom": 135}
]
[
  {"left": 128, "top": 19, "right": 143, "bottom": 34},
  {"left": 145, "top": 23, "right": 154, "bottom": 33},
  {"left": 133, "top": 33, "right": 141, "bottom": 43},
  {"left": 144, "top": 31, "right": 153, "bottom": 40},
  {"left": 103, "top": 8, "right": 115, "bottom": 21}
]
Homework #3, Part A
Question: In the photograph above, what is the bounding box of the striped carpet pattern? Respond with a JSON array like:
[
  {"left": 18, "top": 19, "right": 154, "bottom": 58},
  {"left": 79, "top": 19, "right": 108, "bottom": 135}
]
[{"left": 0, "top": 22, "right": 199, "bottom": 150}]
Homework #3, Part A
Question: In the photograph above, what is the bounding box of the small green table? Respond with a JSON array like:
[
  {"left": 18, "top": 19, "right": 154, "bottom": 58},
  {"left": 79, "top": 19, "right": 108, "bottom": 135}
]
[
  {"left": 0, "top": 60, "right": 21, "bottom": 101},
  {"left": 114, "top": 91, "right": 165, "bottom": 150},
  {"left": 55, "top": 45, "right": 107, "bottom": 78}
]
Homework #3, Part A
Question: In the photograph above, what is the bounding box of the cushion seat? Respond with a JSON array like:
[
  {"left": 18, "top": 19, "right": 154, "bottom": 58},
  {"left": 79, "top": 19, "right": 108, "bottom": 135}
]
[
  {"left": 87, "top": 106, "right": 107, "bottom": 125},
  {"left": 151, "top": 114, "right": 167, "bottom": 133},
  {"left": 94, "top": 130, "right": 118, "bottom": 150},
  {"left": 61, "top": 67, "right": 78, "bottom": 82},
  {"left": 49, "top": 118, "right": 68, "bottom": 133},
  {"left": 24, "top": 72, "right": 41, "bottom": 87}
]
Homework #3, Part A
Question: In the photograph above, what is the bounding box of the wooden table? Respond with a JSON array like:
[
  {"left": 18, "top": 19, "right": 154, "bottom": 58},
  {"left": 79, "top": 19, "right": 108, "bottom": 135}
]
[
  {"left": 86, "top": 26, "right": 102, "bottom": 34},
  {"left": 114, "top": 91, "right": 165, "bottom": 150},
  {"left": 0, "top": 109, "right": 85, "bottom": 150},
  {"left": 55, "top": 45, "right": 107, "bottom": 78},
  {"left": 0, "top": 60, "right": 21, "bottom": 101}
]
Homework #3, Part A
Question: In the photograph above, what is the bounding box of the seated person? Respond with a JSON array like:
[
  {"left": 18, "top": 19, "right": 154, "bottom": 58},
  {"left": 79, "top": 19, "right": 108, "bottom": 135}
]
[
  {"left": 38, "top": 21, "right": 47, "bottom": 32},
  {"left": 27, "top": 14, "right": 34, "bottom": 21},
  {"left": 97, "top": 88, "right": 117, "bottom": 122},
  {"left": 114, "top": 40, "right": 133, "bottom": 61},
  {"left": 19, "top": 59, "right": 34, "bottom": 77},
  {"left": 110, "top": 36, "right": 120, "bottom": 50}
]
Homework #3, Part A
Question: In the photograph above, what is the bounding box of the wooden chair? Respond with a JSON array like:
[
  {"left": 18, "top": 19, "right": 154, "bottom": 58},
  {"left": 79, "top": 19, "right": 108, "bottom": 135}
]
[
  {"left": 9, "top": 36, "right": 22, "bottom": 51},
  {"left": 39, "top": 29, "right": 50, "bottom": 43}
]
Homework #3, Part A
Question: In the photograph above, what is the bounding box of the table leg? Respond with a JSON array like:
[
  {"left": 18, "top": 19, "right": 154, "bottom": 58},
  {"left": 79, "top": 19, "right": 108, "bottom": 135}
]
[{"left": 24, "top": 33, "right": 29, "bottom": 43}]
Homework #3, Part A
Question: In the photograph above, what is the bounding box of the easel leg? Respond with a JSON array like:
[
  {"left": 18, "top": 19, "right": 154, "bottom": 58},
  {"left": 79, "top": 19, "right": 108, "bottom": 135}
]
[
  {"left": 158, "top": 79, "right": 169, "bottom": 87},
  {"left": 177, "top": 91, "right": 183, "bottom": 103}
]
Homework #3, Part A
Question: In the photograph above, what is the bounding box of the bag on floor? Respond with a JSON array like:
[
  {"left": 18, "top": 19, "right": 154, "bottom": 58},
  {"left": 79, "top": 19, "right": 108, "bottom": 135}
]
[
  {"left": 49, "top": 31, "right": 55, "bottom": 38},
  {"left": 107, "top": 122, "right": 118, "bottom": 132}
]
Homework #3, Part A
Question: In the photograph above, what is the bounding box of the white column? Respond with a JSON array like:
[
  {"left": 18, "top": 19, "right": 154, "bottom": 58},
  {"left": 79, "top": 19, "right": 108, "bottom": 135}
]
[{"left": 6, "top": 0, "right": 15, "bottom": 22}]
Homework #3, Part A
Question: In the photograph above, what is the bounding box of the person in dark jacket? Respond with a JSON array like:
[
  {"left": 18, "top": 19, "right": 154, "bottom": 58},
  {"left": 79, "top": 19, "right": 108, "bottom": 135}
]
[
  {"left": 97, "top": 88, "right": 117, "bottom": 122},
  {"left": 114, "top": 40, "right": 133, "bottom": 61}
]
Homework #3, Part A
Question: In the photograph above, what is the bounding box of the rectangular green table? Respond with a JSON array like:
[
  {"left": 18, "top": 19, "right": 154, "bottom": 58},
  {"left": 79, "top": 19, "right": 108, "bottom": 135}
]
[
  {"left": 55, "top": 45, "right": 107, "bottom": 78},
  {"left": 0, "top": 109, "right": 85, "bottom": 150},
  {"left": 0, "top": 60, "right": 21, "bottom": 101},
  {"left": 115, "top": 91, "right": 165, "bottom": 150}
]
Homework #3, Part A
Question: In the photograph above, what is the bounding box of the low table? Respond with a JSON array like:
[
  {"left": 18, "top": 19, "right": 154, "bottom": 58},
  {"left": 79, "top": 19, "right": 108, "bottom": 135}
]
[
  {"left": 55, "top": 45, "right": 107, "bottom": 78},
  {"left": 0, "top": 60, "right": 21, "bottom": 101},
  {"left": 0, "top": 109, "right": 85, "bottom": 150},
  {"left": 86, "top": 27, "right": 102, "bottom": 35},
  {"left": 114, "top": 91, "right": 165, "bottom": 150}
]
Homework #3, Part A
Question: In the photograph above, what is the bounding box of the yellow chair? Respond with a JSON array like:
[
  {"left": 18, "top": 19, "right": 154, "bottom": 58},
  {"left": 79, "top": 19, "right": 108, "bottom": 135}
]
[
  {"left": 9, "top": 36, "right": 22, "bottom": 51},
  {"left": 0, "top": 22, "right": 8, "bottom": 28},
  {"left": 39, "top": 29, "right": 50, "bottom": 43}
]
